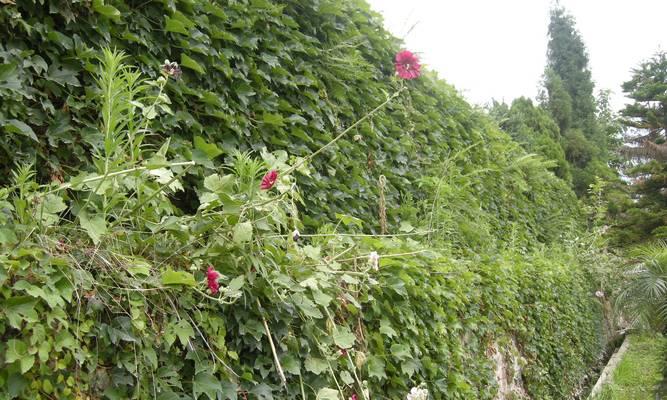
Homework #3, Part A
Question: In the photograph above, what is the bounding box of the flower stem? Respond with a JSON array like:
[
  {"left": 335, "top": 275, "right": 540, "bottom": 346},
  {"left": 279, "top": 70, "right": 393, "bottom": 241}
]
[{"left": 286, "top": 87, "right": 406, "bottom": 175}]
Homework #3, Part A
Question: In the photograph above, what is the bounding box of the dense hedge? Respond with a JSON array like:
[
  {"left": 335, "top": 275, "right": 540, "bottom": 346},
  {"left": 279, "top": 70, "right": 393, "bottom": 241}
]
[
  {"left": 0, "top": 177, "right": 604, "bottom": 399},
  {"left": 0, "top": 1, "right": 607, "bottom": 399},
  {"left": 0, "top": 0, "right": 578, "bottom": 251}
]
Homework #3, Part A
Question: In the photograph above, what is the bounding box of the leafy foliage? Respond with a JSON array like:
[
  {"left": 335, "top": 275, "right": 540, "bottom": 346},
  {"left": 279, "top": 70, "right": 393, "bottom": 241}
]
[
  {"left": 616, "top": 242, "right": 667, "bottom": 331},
  {"left": 540, "top": 7, "right": 618, "bottom": 196},
  {"left": 489, "top": 97, "right": 571, "bottom": 182},
  {"left": 610, "top": 52, "right": 667, "bottom": 245},
  {"left": 0, "top": 2, "right": 610, "bottom": 400}
]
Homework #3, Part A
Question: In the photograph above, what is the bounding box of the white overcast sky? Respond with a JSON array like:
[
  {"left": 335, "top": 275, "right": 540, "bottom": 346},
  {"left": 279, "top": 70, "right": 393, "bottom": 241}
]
[{"left": 367, "top": 0, "right": 666, "bottom": 111}]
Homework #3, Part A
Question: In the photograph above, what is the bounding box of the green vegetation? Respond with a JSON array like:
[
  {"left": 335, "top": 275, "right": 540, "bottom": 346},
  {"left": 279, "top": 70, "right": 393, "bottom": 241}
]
[
  {"left": 489, "top": 97, "right": 571, "bottom": 182},
  {"left": 541, "top": 7, "right": 618, "bottom": 196},
  {"left": 616, "top": 241, "right": 667, "bottom": 331},
  {"left": 0, "top": 1, "right": 624, "bottom": 399},
  {"left": 611, "top": 52, "right": 667, "bottom": 245},
  {"left": 594, "top": 335, "right": 666, "bottom": 400}
]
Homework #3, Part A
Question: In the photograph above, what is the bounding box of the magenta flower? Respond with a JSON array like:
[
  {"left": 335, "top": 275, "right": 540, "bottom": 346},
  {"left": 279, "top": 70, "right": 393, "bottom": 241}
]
[
  {"left": 395, "top": 50, "right": 421, "bottom": 80},
  {"left": 207, "top": 266, "right": 220, "bottom": 295},
  {"left": 260, "top": 170, "right": 278, "bottom": 190},
  {"left": 350, "top": 395, "right": 358, "bottom": 400}
]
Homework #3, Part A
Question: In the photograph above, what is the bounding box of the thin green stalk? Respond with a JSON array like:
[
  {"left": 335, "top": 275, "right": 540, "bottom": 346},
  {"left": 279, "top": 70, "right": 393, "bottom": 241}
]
[
  {"left": 285, "top": 87, "right": 405, "bottom": 175},
  {"left": 109, "top": 163, "right": 193, "bottom": 229}
]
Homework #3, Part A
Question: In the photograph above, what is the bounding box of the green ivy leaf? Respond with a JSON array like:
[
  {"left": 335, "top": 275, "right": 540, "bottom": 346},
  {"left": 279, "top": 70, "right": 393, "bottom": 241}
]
[
  {"left": 302, "top": 245, "right": 321, "bottom": 260},
  {"left": 280, "top": 353, "right": 301, "bottom": 375},
  {"left": 367, "top": 355, "right": 386, "bottom": 380},
  {"left": 340, "top": 370, "right": 354, "bottom": 385},
  {"left": 3, "top": 119, "right": 37, "bottom": 141},
  {"left": 165, "top": 17, "right": 188, "bottom": 35},
  {"left": 233, "top": 222, "right": 253, "bottom": 243},
  {"left": 0, "top": 228, "right": 18, "bottom": 245},
  {"left": 5, "top": 339, "right": 27, "bottom": 363},
  {"left": 316, "top": 388, "right": 340, "bottom": 400},
  {"left": 173, "top": 319, "right": 195, "bottom": 347},
  {"left": 181, "top": 54, "right": 205, "bottom": 74},
  {"left": 333, "top": 326, "right": 355, "bottom": 349},
  {"left": 161, "top": 270, "right": 196, "bottom": 287},
  {"left": 194, "top": 136, "right": 223, "bottom": 159},
  {"left": 399, "top": 221, "right": 415, "bottom": 232},
  {"left": 304, "top": 356, "right": 328, "bottom": 375},
  {"left": 204, "top": 173, "right": 233, "bottom": 193},
  {"left": 227, "top": 275, "right": 245, "bottom": 292},
  {"left": 193, "top": 372, "right": 221, "bottom": 400},
  {"left": 92, "top": 0, "right": 121, "bottom": 18},
  {"left": 4, "top": 296, "right": 38, "bottom": 328},
  {"left": 262, "top": 113, "right": 284, "bottom": 127},
  {"left": 79, "top": 209, "right": 107, "bottom": 244},
  {"left": 390, "top": 343, "right": 411, "bottom": 360},
  {"left": 379, "top": 319, "right": 397, "bottom": 338}
]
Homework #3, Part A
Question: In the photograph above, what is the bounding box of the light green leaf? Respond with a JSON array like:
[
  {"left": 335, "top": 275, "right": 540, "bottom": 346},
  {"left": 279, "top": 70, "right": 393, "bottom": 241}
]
[
  {"left": 312, "top": 290, "right": 333, "bottom": 307},
  {"left": 79, "top": 210, "right": 107, "bottom": 244},
  {"left": 293, "top": 293, "right": 323, "bottom": 319},
  {"left": 3, "top": 296, "right": 38, "bottom": 328},
  {"left": 233, "top": 222, "right": 253, "bottom": 243},
  {"left": 165, "top": 17, "right": 188, "bottom": 34},
  {"left": 43, "top": 194, "right": 67, "bottom": 214},
  {"left": 379, "top": 319, "right": 397, "bottom": 338},
  {"left": 193, "top": 372, "right": 221, "bottom": 400},
  {"left": 390, "top": 343, "right": 411, "bottom": 360},
  {"left": 399, "top": 221, "right": 415, "bottom": 232},
  {"left": 19, "top": 355, "right": 35, "bottom": 374},
  {"left": 195, "top": 136, "right": 223, "bottom": 159},
  {"left": 92, "top": 0, "right": 120, "bottom": 18},
  {"left": 127, "top": 260, "right": 151, "bottom": 277},
  {"left": 335, "top": 213, "right": 363, "bottom": 228},
  {"left": 181, "top": 54, "right": 205, "bottom": 74},
  {"left": 5, "top": 339, "right": 27, "bottom": 363},
  {"left": 227, "top": 275, "right": 245, "bottom": 292},
  {"left": 262, "top": 113, "right": 284, "bottom": 126},
  {"left": 340, "top": 370, "right": 354, "bottom": 385},
  {"left": 304, "top": 356, "right": 328, "bottom": 375},
  {"left": 161, "top": 270, "right": 196, "bottom": 287},
  {"left": 316, "top": 388, "right": 340, "bottom": 400},
  {"left": 280, "top": 353, "right": 301, "bottom": 375},
  {"left": 333, "top": 326, "right": 356, "bottom": 349},
  {"left": 3, "top": 119, "right": 37, "bottom": 141},
  {"left": 204, "top": 173, "right": 233, "bottom": 193},
  {"left": 367, "top": 355, "right": 386, "bottom": 380},
  {"left": 148, "top": 168, "right": 184, "bottom": 191},
  {"left": 5, "top": 339, "right": 34, "bottom": 373},
  {"left": 173, "top": 319, "right": 195, "bottom": 346},
  {"left": 302, "top": 245, "right": 321, "bottom": 260},
  {"left": 0, "top": 228, "right": 18, "bottom": 245}
]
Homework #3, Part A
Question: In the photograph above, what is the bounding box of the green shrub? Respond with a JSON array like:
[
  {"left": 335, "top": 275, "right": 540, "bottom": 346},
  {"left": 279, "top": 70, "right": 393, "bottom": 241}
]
[
  {"left": 0, "top": 1, "right": 609, "bottom": 398},
  {"left": 0, "top": 0, "right": 578, "bottom": 252}
]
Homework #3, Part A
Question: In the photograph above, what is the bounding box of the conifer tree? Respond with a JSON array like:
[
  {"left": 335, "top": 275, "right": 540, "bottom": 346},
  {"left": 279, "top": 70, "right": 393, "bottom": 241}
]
[
  {"left": 542, "top": 6, "right": 616, "bottom": 195},
  {"left": 613, "top": 52, "right": 667, "bottom": 244}
]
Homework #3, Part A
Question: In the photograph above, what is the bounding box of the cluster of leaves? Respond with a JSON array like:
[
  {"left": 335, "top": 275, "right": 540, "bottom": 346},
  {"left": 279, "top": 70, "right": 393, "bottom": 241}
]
[
  {"left": 615, "top": 241, "right": 667, "bottom": 332},
  {"left": 0, "top": 0, "right": 580, "bottom": 252},
  {"left": 0, "top": 1, "right": 611, "bottom": 399},
  {"left": 0, "top": 167, "right": 606, "bottom": 400},
  {"left": 488, "top": 97, "right": 571, "bottom": 183}
]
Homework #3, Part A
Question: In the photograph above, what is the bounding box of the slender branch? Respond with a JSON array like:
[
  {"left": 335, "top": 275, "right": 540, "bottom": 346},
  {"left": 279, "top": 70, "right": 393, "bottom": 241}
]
[
  {"left": 285, "top": 87, "right": 405, "bottom": 175},
  {"left": 42, "top": 161, "right": 195, "bottom": 195},
  {"left": 109, "top": 163, "right": 194, "bottom": 229},
  {"left": 256, "top": 299, "right": 288, "bottom": 389},
  {"left": 264, "top": 230, "right": 435, "bottom": 239}
]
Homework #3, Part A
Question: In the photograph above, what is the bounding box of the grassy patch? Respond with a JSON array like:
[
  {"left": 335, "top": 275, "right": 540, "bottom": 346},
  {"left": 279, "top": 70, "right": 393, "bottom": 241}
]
[{"left": 595, "top": 334, "right": 666, "bottom": 400}]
